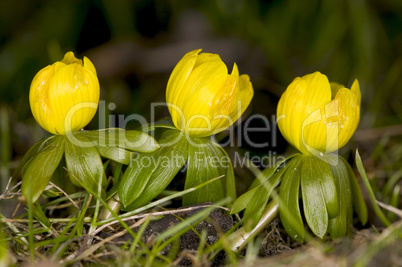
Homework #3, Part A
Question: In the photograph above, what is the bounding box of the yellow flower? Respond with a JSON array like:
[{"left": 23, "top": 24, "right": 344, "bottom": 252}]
[
  {"left": 166, "top": 49, "right": 254, "bottom": 137},
  {"left": 30, "top": 52, "right": 100, "bottom": 135},
  {"left": 277, "top": 72, "right": 361, "bottom": 154}
]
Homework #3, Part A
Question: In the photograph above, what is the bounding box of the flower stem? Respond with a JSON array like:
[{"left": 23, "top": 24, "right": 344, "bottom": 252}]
[
  {"left": 98, "top": 193, "right": 122, "bottom": 221},
  {"left": 230, "top": 201, "right": 279, "bottom": 253}
]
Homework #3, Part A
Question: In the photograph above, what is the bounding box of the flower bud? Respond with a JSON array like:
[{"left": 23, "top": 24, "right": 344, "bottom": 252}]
[
  {"left": 277, "top": 72, "right": 361, "bottom": 154},
  {"left": 29, "top": 52, "right": 100, "bottom": 135},
  {"left": 166, "top": 49, "right": 254, "bottom": 137}
]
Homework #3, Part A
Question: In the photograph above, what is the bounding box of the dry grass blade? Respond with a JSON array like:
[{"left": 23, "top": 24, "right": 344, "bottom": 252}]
[
  {"left": 376, "top": 200, "right": 402, "bottom": 219},
  {"left": 47, "top": 182, "right": 80, "bottom": 209},
  {"left": 0, "top": 179, "right": 21, "bottom": 200}
]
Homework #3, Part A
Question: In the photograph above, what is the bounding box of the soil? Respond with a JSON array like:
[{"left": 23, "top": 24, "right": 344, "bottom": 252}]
[
  {"left": 98, "top": 204, "right": 305, "bottom": 266},
  {"left": 99, "top": 204, "right": 234, "bottom": 266}
]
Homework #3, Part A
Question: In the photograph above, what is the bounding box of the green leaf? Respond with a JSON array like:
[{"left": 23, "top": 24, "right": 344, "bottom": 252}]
[
  {"left": 242, "top": 185, "right": 270, "bottom": 231},
  {"left": 124, "top": 134, "right": 188, "bottom": 210},
  {"left": 105, "top": 182, "right": 120, "bottom": 201},
  {"left": 96, "top": 145, "right": 133, "bottom": 165},
  {"left": 207, "top": 141, "right": 236, "bottom": 202},
  {"left": 124, "top": 130, "right": 160, "bottom": 152},
  {"left": 119, "top": 154, "right": 159, "bottom": 207},
  {"left": 83, "top": 128, "right": 159, "bottom": 152},
  {"left": 223, "top": 157, "right": 236, "bottom": 202},
  {"left": 13, "top": 136, "right": 54, "bottom": 178},
  {"left": 32, "top": 202, "right": 51, "bottom": 229},
  {"left": 49, "top": 154, "right": 77, "bottom": 196},
  {"left": 183, "top": 137, "right": 224, "bottom": 206},
  {"left": 301, "top": 156, "right": 328, "bottom": 239},
  {"left": 42, "top": 189, "right": 61, "bottom": 198},
  {"left": 328, "top": 157, "right": 353, "bottom": 239},
  {"left": 231, "top": 157, "right": 293, "bottom": 215},
  {"left": 242, "top": 161, "right": 291, "bottom": 231},
  {"left": 279, "top": 155, "right": 304, "bottom": 242},
  {"left": 64, "top": 134, "right": 107, "bottom": 197},
  {"left": 311, "top": 156, "right": 339, "bottom": 218},
  {"left": 21, "top": 136, "right": 64, "bottom": 204},
  {"left": 231, "top": 185, "right": 261, "bottom": 214},
  {"left": 249, "top": 153, "right": 298, "bottom": 190},
  {"left": 120, "top": 130, "right": 185, "bottom": 208},
  {"left": 111, "top": 162, "right": 124, "bottom": 183}
]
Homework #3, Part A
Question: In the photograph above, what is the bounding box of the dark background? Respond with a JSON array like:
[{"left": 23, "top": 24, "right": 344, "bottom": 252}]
[{"left": 1, "top": 0, "right": 402, "bottom": 191}]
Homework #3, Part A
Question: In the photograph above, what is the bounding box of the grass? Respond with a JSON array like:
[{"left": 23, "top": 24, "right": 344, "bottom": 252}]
[
  {"left": 1, "top": 0, "right": 402, "bottom": 265},
  {"left": 0, "top": 138, "right": 401, "bottom": 266}
]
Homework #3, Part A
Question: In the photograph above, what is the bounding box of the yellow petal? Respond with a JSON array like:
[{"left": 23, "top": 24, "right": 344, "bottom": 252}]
[
  {"left": 277, "top": 72, "right": 331, "bottom": 153},
  {"left": 193, "top": 53, "right": 222, "bottom": 68},
  {"left": 179, "top": 59, "right": 227, "bottom": 112},
  {"left": 299, "top": 72, "right": 332, "bottom": 112},
  {"left": 329, "top": 82, "right": 344, "bottom": 99},
  {"left": 48, "top": 64, "right": 81, "bottom": 133},
  {"left": 207, "top": 75, "right": 238, "bottom": 135},
  {"left": 231, "top": 62, "right": 240, "bottom": 77},
  {"left": 187, "top": 64, "right": 254, "bottom": 136},
  {"left": 62, "top": 51, "right": 82, "bottom": 65},
  {"left": 228, "top": 73, "right": 253, "bottom": 124},
  {"left": 29, "top": 65, "right": 56, "bottom": 133},
  {"left": 302, "top": 101, "right": 339, "bottom": 153},
  {"left": 166, "top": 49, "right": 201, "bottom": 105},
  {"left": 166, "top": 49, "right": 201, "bottom": 127},
  {"left": 351, "top": 79, "right": 361, "bottom": 105},
  {"left": 333, "top": 87, "right": 360, "bottom": 149},
  {"left": 84, "top": 56, "right": 97, "bottom": 75},
  {"left": 179, "top": 61, "right": 228, "bottom": 135}
]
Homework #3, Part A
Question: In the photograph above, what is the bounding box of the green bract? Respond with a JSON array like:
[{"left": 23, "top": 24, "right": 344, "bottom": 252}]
[
  {"left": 21, "top": 136, "right": 65, "bottom": 204},
  {"left": 231, "top": 153, "right": 368, "bottom": 241},
  {"left": 118, "top": 122, "right": 237, "bottom": 210},
  {"left": 19, "top": 129, "right": 159, "bottom": 204},
  {"left": 231, "top": 154, "right": 295, "bottom": 231},
  {"left": 120, "top": 130, "right": 188, "bottom": 208}
]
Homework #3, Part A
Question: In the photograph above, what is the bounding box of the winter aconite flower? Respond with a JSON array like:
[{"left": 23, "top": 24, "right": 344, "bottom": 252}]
[
  {"left": 22, "top": 52, "right": 160, "bottom": 205},
  {"left": 277, "top": 72, "right": 361, "bottom": 155},
  {"left": 232, "top": 72, "right": 366, "bottom": 243},
  {"left": 30, "top": 51, "right": 100, "bottom": 135},
  {"left": 166, "top": 49, "right": 254, "bottom": 137},
  {"left": 117, "top": 49, "right": 254, "bottom": 208}
]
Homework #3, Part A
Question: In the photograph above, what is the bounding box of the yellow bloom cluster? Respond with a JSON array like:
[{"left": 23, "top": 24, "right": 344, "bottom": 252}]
[
  {"left": 30, "top": 52, "right": 100, "bottom": 135},
  {"left": 277, "top": 72, "right": 361, "bottom": 154},
  {"left": 166, "top": 49, "right": 254, "bottom": 137}
]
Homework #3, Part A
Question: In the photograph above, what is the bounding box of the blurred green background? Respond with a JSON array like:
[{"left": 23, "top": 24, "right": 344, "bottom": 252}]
[{"left": 1, "top": 0, "right": 402, "bottom": 193}]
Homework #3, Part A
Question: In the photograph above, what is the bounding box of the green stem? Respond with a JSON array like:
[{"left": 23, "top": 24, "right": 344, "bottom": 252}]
[
  {"left": 98, "top": 193, "right": 122, "bottom": 221},
  {"left": 230, "top": 201, "right": 279, "bottom": 252}
]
